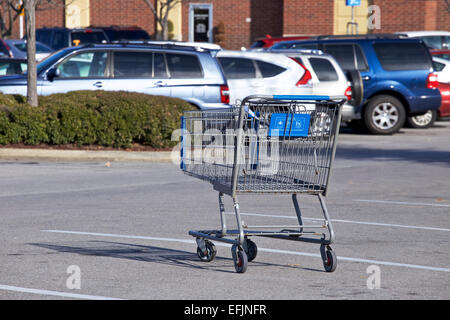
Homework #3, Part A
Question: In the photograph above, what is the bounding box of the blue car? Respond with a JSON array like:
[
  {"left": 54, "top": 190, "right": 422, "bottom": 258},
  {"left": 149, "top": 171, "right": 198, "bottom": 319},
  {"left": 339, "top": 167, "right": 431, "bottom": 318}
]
[{"left": 271, "top": 35, "right": 442, "bottom": 134}]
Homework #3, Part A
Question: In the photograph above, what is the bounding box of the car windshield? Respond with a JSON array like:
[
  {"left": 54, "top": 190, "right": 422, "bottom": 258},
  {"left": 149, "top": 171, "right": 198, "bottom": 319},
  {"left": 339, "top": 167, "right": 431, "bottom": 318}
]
[
  {"left": 36, "top": 47, "right": 74, "bottom": 74},
  {"left": 250, "top": 40, "right": 266, "bottom": 49},
  {"left": 14, "top": 42, "right": 53, "bottom": 53},
  {"left": 271, "top": 42, "right": 295, "bottom": 49}
]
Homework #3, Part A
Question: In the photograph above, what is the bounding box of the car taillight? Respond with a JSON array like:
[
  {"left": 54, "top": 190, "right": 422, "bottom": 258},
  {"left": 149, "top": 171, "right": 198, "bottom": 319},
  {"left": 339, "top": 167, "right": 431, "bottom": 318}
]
[
  {"left": 220, "top": 85, "right": 230, "bottom": 104},
  {"left": 289, "top": 57, "right": 312, "bottom": 87},
  {"left": 344, "top": 86, "right": 352, "bottom": 101},
  {"left": 427, "top": 72, "right": 439, "bottom": 89}
]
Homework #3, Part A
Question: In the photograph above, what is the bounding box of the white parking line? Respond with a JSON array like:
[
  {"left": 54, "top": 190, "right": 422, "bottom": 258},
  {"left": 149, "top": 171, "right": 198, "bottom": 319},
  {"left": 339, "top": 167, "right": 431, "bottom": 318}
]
[
  {"left": 0, "top": 284, "right": 124, "bottom": 300},
  {"left": 354, "top": 199, "right": 450, "bottom": 208},
  {"left": 224, "top": 212, "right": 450, "bottom": 232},
  {"left": 42, "top": 229, "right": 450, "bottom": 273}
]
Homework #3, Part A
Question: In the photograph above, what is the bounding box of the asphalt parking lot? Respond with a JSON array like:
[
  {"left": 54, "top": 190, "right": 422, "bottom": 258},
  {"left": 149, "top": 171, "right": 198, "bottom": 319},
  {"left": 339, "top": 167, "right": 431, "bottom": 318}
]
[{"left": 0, "top": 121, "right": 449, "bottom": 300}]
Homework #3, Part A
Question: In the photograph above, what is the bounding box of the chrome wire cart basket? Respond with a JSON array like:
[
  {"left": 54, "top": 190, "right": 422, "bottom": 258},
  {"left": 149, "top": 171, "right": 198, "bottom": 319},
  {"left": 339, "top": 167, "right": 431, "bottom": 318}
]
[{"left": 180, "top": 95, "right": 346, "bottom": 273}]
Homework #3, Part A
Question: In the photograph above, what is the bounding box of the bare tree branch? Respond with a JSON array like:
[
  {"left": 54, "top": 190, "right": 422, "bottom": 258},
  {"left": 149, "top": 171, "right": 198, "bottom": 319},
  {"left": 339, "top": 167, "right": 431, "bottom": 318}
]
[{"left": 143, "top": 0, "right": 184, "bottom": 40}]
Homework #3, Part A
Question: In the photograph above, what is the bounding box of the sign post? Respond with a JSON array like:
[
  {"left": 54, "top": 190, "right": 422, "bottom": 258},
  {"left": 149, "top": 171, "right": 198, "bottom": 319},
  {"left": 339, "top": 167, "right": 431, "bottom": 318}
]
[{"left": 346, "top": 0, "right": 361, "bottom": 35}]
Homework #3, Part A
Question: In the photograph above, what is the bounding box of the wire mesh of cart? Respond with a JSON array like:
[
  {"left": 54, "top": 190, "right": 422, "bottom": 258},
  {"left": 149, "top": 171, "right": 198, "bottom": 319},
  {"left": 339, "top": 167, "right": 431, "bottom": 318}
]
[{"left": 180, "top": 95, "right": 346, "bottom": 273}]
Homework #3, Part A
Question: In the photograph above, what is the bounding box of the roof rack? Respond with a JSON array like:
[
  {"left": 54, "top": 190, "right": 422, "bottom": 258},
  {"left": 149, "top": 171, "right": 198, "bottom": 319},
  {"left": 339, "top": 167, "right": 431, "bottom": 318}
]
[
  {"left": 107, "top": 40, "right": 222, "bottom": 52},
  {"left": 270, "top": 48, "right": 324, "bottom": 55},
  {"left": 315, "top": 33, "right": 408, "bottom": 40}
]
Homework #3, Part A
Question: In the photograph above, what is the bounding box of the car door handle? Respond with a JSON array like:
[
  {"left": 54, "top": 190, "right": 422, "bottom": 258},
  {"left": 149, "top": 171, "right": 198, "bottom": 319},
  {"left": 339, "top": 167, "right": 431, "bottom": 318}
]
[
  {"left": 93, "top": 81, "right": 103, "bottom": 88},
  {"left": 154, "top": 81, "right": 167, "bottom": 87},
  {"left": 362, "top": 76, "right": 371, "bottom": 81}
]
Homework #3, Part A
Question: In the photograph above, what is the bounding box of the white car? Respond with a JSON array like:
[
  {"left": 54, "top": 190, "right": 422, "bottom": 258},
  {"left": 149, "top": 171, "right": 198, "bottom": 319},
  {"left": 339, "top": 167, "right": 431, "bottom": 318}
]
[
  {"left": 397, "top": 31, "right": 450, "bottom": 50},
  {"left": 216, "top": 50, "right": 313, "bottom": 104},
  {"left": 433, "top": 56, "right": 450, "bottom": 83},
  {"left": 271, "top": 50, "right": 353, "bottom": 119}
]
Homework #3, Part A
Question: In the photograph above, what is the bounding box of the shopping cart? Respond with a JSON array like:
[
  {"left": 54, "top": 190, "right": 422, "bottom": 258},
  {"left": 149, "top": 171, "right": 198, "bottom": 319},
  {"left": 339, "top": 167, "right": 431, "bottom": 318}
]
[{"left": 180, "top": 95, "right": 346, "bottom": 273}]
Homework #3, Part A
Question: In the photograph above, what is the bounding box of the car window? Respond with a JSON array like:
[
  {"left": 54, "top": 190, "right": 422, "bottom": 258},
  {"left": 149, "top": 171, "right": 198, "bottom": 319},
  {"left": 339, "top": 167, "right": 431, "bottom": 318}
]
[
  {"left": 0, "top": 62, "right": 24, "bottom": 75},
  {"left": 323, "top": 44, "right": 368, "bottom": 71},
  {"left": 323, "top": 44, "right": 354, "bottom": 70},
  {"left": 153, "top": 53, "right": 168, "bottom": 78},
  {"left": 443, "top": 36, "right": 449, "bottom": 49},
  {"left": 433, "top": 61, "right": 446, "bottom": 72},
  {"left": 289, "top": 43, "right": 319, "bottom": 50},
  {"left": 71, "top": 31, "right": 108, "bottom": 46},
  {"left": 52, "top": 31, "right": 68, "bottom": 51},
  {"left": 250, "top": 40, "right": 266, "bottom": 49},
  {"left": 256, "top": 60, "right": 286, "bottom": 78},
  {"left": 57, "top": 51, "right": 108, "bottom": 78},
  {"left": 166, "top": 53, "right": 203, "bottom": 78},
  {"left": 218, "top": 57, "right": 257, "bottom": 79},
  {"left": 418, "top": 36, "right": 443, "bottom": 49},
  {"left": 13, "top": 42, "right": 52, "bottom": 54},
  {"left": 114, "top": 51, "right": 152, "bottom": 78},
  {"left": 308, "top": 58, "right": 339, "bottom": 82},
  {"left": 434, "top": 53, "right": 450, "bottom": 61},
  {"left": 0, "top": 62, "right": 11, "bottom": 75},
  {"left": 354, "top": 45, "right": 369, "bottom": 71},
  {"left": 36, "top": 30, "right": 52, "bottom": 47},
  {"left": 373, "top": 42, "right": 432, "bottom": 71}
]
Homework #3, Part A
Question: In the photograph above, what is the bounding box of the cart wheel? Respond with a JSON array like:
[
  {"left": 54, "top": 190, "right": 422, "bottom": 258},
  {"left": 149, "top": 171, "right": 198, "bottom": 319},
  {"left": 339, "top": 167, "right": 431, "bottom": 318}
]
[
  {"left": 245, "top": 238, "right": 258, "bottom": 262},
  {"left": 196, "top": 240, "right": 216, "bottom": 262},
  {"left": 231, "top": 245, "right": 248, "bottom": 273},
  {"left": 321, "top": 245, "right": 337, "bottom": 273}
]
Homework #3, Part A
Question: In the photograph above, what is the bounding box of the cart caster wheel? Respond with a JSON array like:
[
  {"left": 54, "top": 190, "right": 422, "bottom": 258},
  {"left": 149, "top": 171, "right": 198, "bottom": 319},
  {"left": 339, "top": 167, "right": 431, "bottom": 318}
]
[
  {"left": 231, "top": 245, "right": 248, "bottom": 273},
  {"left": 197, "top": 240, "right": 216, "bottom": 262},
  {"left": 244, "top": 238, "right": 258, "bottom": 262},
  {"left": 320, "top": 245, "right": 337, "bottom": 273}
]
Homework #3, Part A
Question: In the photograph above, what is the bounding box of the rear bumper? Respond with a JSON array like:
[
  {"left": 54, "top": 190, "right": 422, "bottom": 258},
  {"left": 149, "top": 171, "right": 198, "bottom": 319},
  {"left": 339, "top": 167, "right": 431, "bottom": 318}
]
[
  {"left": 407, "top": 89, "right": 442, "bottom": 115},
  {"left": 341, "top": 103, "right": 360, "bottom": 122}
]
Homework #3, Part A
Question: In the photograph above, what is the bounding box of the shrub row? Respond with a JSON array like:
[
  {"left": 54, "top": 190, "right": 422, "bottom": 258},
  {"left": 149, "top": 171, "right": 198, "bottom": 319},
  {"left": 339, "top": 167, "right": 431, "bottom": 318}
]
[{"left": 0, "top": 91, "right": 195, "bottom": 148}]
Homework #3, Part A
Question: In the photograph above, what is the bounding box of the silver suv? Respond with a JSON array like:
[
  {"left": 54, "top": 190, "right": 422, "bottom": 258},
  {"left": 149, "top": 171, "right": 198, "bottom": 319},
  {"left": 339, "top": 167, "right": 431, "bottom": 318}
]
[{"left": 0, "top": 42, "right": 230, "bottom": 109}]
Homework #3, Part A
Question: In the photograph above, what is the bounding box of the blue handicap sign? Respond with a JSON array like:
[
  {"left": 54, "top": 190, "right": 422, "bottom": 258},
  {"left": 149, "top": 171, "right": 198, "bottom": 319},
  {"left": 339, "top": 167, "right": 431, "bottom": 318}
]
[
  {"left": 269, "top": 113, "right": 311, "bottom": 137},
  {"left": 346, "top": 0, "right": 361, "bottom": 6}
]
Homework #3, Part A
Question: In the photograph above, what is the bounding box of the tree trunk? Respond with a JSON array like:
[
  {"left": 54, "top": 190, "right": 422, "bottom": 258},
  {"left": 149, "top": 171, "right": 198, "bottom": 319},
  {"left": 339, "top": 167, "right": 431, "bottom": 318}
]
[{"left": 24, "top": 0, "right": 38, "bottom": 107}]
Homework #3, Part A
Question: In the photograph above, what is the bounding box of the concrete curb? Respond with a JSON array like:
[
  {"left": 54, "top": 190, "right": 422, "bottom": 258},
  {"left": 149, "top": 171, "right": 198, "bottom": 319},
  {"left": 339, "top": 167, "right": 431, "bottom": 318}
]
[{"left": 0, "top": 148, "right": 179, "bottom": 163}]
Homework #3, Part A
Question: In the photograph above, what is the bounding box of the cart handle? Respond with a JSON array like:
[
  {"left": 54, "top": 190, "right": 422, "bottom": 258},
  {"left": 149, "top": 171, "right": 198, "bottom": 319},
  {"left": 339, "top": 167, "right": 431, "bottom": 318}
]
[{"left": 272, "top": 95, "right": 345, "bottom": 101}]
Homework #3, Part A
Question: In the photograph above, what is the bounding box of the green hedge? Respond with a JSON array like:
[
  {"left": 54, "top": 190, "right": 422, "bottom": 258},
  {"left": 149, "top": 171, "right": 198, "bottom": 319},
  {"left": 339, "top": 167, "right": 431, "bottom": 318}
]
[{"left": 0, "top": 91, "right": 195, "bottom": 148}]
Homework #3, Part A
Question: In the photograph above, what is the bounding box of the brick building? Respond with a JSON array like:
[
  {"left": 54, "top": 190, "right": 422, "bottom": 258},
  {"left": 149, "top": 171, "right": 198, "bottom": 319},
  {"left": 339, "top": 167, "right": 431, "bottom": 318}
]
[{"left": 5, "top": 0, "right": 450, "bottom": 49}]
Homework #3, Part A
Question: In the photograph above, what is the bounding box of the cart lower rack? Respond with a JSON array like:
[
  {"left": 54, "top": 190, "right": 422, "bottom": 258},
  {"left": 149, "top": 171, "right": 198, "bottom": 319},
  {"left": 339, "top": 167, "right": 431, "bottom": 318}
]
[{"left": 181, "top": 95, "right": 346, "bottom": 273}]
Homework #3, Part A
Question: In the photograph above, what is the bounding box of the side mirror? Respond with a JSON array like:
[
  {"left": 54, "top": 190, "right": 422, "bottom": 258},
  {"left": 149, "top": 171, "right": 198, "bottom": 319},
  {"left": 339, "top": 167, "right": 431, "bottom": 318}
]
[{"left": 46, "top": 67, "right": 60, "bottom": 81}]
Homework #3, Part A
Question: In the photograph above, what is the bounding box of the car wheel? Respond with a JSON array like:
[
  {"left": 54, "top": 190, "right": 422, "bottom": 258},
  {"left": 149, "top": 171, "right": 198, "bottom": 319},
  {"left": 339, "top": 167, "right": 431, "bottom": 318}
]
[
  {"left": 406, "top": 110, "right": 437, "bottom": 129},
  {"left": 363, "top": 95, "right": 406, "bottom": 135}
]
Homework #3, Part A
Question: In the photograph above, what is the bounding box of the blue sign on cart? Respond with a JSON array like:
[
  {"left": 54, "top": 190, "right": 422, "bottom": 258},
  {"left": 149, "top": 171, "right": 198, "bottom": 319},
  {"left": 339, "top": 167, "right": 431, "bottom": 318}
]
[
  {"left": 269, "top": 113, "right": 311, "bottom": 137},
  {"left": 346, "top": 0, "right": 361, "bottom": 6}
]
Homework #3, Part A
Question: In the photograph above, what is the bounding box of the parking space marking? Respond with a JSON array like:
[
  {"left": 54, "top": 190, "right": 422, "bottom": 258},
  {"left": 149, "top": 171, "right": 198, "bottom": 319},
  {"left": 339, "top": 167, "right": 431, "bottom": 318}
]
[
  {"left": 42, "top": 229, "right": 450, "bottom": 273},
  {"left": 0, "top": 284, "right": 124, "bottom": 300},
  {"left": 224, "top": 212, "right": 450, "bottom": 232},
  {"left": 354, "top": 199, "right": 450, "bottom": 208}
]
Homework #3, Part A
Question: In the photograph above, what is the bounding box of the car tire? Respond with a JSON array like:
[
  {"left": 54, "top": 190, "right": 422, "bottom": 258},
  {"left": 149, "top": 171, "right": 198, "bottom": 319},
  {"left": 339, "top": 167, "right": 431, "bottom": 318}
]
[
  {"left": 346, "top": 70, "right": 364, "bottom": 106},
  {"left": 406, "top": 110, "right": 437, "bottom": 129},
  {"left": 363, "top": 95, "right": 406, "bottom": 135}
]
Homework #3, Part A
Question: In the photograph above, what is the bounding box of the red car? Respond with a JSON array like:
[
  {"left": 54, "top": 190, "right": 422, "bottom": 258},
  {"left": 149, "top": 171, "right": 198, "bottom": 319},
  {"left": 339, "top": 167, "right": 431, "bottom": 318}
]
[
  {"left": 438, "top": 82, "right": 450, "bottom": 117},
  {"left": 250, "top": 35, "right": 312, "bottom": 49}
]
